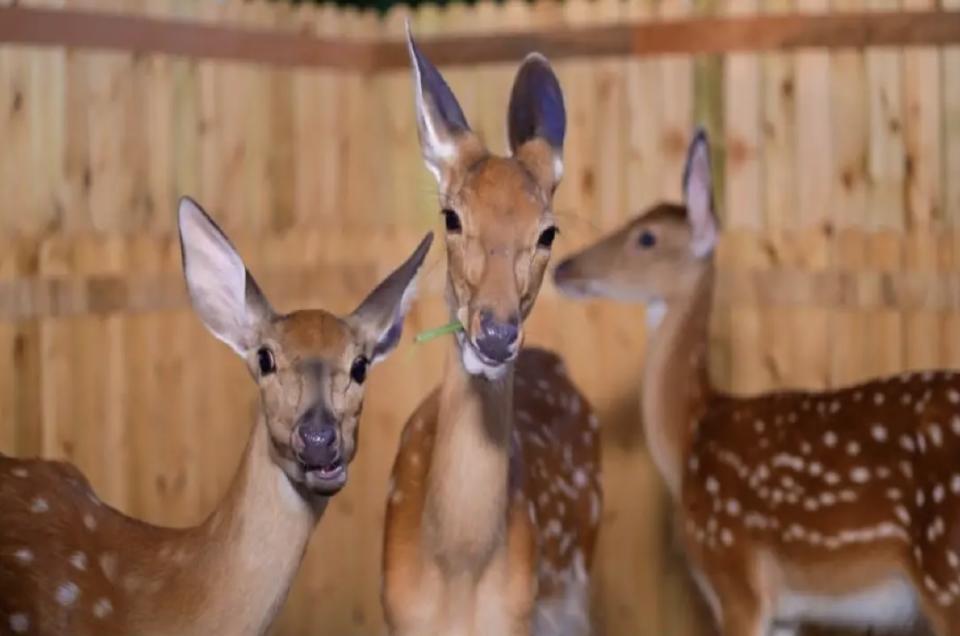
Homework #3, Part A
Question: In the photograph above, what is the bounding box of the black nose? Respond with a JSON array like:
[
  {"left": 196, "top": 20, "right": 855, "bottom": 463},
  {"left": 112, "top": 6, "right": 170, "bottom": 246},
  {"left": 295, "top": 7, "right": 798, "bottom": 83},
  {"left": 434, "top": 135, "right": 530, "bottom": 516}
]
[
  {"left": 296, "top": 411, "right": 340, "bottom": 469},
  {"left": 475, "top": 310, "right": 520, "bottom": 363}
]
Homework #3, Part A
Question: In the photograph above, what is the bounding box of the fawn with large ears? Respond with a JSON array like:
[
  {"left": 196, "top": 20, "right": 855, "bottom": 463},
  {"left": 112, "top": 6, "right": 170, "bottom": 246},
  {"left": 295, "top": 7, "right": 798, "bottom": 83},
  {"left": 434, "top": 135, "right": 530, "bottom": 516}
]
[
  {"left": 381, "top": 29, "right": 601, "bottom": 636},
  {"left": 557, "top": 130, "right": 960, "bottom": 635},
  {"left": 180, "top": 197, "right": 432, "bottom": 497},
  {"left": 0, "top": 197, "right": 431, "bottom": 636}
]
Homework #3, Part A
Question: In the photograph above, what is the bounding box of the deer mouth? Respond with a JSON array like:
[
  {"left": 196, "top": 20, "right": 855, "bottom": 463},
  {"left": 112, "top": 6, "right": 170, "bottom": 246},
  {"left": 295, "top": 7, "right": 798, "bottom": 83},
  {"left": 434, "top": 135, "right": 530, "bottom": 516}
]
[
  {"left": 302, "top": 458, "right": 347, "bottom": 494},
  {"left": 457, "top": 331, "right": 512, "bottom": 380}
]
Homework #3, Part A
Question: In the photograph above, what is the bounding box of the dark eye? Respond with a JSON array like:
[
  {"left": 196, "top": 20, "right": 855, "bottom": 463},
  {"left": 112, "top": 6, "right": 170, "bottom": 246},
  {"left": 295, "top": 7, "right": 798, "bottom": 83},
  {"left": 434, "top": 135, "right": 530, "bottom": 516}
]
[
  {"left": 537, "top": 226, "right": 558, "bottom": 249},
  {"left": 442, "top": 209, "right": 462, "bottom": 234},
  {"left": 350, "top": 356, "right": 369, "bottom": 384},
  {"left": 638, "top": 230, "right": 657, "bottom": 248},
  {"left": 257, "top": 347, "right": 276, "bottom": 376}
]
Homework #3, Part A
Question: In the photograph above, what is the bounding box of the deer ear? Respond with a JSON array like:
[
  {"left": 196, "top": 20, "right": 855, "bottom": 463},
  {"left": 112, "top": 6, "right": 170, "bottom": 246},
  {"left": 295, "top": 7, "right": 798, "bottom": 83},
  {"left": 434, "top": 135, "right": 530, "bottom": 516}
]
[
  {"left": 178, "top": 197, "right": 273, "bottom": 356},
  {"left": 508, "top": 53, "right": 566, "bottom": 192},
  {"left": 406, "top": 26, "right": 477, "bottom": 185},
  {"left": 682, "top": 128, "right": 717, "bottom": 258},
  {"left": 350, "top": 232, "right": 433, "bottom": 365}
]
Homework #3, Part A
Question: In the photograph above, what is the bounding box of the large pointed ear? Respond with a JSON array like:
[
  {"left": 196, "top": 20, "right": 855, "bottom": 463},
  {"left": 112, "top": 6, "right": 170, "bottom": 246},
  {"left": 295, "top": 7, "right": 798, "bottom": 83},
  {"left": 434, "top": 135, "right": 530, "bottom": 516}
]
[
  {"left": 349, "top": 232, "right": 433, "bottom": 364},
  {"left": 508, "top": 53, "right": 566, "bottom": 193},
  {"left": 178, "top": 197, "right": 273, "bottom": 356},
  {"left": 682, "top": 128, "right": 718, "bottom": 258},
  {"left": 406, "top": 26, "right": 480, "bottom": 185}
]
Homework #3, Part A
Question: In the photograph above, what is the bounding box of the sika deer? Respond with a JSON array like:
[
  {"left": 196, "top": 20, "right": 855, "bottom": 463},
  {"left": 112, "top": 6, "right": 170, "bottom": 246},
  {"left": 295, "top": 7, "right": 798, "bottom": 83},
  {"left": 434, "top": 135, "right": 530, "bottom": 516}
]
[
  {"left": 380, "top": 29, "right": 602, "bottom": 636},
  {"left": 554, "top": 129, "right": 956, "bottom": 635},
  {"left": 0, "top": 198, "right": 432, "bottom": 635}
]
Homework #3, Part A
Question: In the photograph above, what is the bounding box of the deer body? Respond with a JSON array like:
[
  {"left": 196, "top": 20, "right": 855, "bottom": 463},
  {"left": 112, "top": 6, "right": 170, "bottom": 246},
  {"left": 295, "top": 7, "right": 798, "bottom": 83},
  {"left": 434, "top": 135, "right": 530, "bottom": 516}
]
[
  {"left": 0, "top": 199, "right": 431, "bottom": 635},
  {"left": 383, "top": 347, "right": 599, "bottom": 636},
  {"left": 554, "top": 130, "right": 959, "bottom": 635},
  {"left": 381, "top": 30, "right": 601, "bottom": 636},
  {"left": 1, "top": 421, "right": 316, "bottom": 635}
]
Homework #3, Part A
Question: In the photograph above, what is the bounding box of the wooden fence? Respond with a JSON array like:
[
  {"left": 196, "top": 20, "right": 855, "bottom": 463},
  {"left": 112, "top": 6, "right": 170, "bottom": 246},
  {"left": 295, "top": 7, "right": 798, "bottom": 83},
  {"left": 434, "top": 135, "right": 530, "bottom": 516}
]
[{"left": 1, "top": 0, "right": 960, "bottom": 634}]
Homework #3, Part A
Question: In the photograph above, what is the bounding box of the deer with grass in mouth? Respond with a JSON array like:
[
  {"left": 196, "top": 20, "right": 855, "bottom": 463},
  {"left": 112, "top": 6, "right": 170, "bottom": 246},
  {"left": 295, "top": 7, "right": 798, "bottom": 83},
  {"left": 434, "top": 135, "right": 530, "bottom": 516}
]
[
  {"left": 554, "top": 129, "right": 960, "bottom": 635},
  {"left": 380, "top": 29, "right": 603, "bottom": 636},
  {"left": 0, "top": 198, "right": 432, "bottom": 635}
]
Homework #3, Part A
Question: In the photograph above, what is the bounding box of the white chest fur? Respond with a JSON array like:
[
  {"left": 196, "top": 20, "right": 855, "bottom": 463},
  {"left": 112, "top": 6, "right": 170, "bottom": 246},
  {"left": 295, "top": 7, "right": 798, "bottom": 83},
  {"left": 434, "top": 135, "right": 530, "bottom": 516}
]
[{"left": 775, "top": 576, "right": 920, "bottom": 630}]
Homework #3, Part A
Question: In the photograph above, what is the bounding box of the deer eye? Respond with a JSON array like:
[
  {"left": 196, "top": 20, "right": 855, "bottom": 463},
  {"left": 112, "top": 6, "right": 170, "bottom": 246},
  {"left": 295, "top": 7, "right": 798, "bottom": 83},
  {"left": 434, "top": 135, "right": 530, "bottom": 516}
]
[
  {"left": 350, "top": 356, "right": 369, "bottom": 385},
  {"left": 638, "top": 230, "right": 657, "bottom": 248},
  {"left": 537, "top": 226, "right": 558, "bottom": 249},
  {"left": 442, "top": 209, "right": 462, "bottom": 234},
  {"left": 257, "top": 347, "right": 276, "bottom": 376}
]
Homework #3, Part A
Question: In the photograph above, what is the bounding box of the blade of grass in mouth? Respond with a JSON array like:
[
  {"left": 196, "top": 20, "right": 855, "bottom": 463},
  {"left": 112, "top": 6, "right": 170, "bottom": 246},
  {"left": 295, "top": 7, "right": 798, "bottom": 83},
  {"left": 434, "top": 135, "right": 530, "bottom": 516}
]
[{"left": 414, "top": 320, "right": 464, "bottom": 344}]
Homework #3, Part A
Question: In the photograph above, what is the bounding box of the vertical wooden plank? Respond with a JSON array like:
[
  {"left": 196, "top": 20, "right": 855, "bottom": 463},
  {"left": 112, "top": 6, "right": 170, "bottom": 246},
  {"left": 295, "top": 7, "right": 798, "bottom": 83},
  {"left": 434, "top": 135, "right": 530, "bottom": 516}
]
[
  {"left": 829, "top": 0, "right": 870, "bottom": 388},
  {"left": 940, "top": 0, "right": 960, "bottom": 370},
  {"left": 900, "top": 0, "right": 942, "bottom": 374},
  {"left": 864, "top": 0, "right": 905, "bottom": 378},
  {"left": 789, "top": 0, "right": 831, "bottom": 391},
  {"left": 657, "top": 0, "right": 694, "bottom": 202},
  {"left": 723, "top": 0, "right": 766, "bottom": 396},
  {"left": 623, "top": 0, "right": 663, "bottom": 217}
]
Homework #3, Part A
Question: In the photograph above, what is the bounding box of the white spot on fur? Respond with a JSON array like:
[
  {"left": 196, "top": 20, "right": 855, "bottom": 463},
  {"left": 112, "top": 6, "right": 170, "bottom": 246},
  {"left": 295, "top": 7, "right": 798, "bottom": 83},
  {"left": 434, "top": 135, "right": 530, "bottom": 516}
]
[
  {"left": 13, "top": 548, "right": 33, "bottom": 564},
  {"left": 70, "top": 551, "right": 87, "bottom": 571},
  {"left": 928, "top": 424, "right": 943, "bottom": 447},
  {"left": 83, "top": 513, "right": 97, "bottom": 530},
  {"left": 30, "top": 497, "right": 48, "bottom": 513},
  {"left": 92, "top": 597, "right": 113, "bottom": 619},
  {"left": 850, "top": 467, "right": 870, "bottom": 483},
  {"left": 871, "top": 424, "right": 888, "bottom": 442},
  {"left": 55, "top": 581, "right": 80, "bottom": 607},
  {"left": 9, "top": 614, "right": 28, "bottom": 633},
  {"left": 900, "top": 435, "right": 915, "bottom": 453},
  {"left": 823, "top": 431, "right": 837, "bottom": 447},
  {"left": 11, "top": 467, "right": 28, "bottom": 478}
]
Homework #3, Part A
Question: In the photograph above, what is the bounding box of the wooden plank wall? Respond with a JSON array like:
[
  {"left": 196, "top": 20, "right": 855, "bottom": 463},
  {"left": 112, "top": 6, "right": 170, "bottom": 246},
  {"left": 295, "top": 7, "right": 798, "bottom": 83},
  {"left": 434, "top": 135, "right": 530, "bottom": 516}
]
[{"left": 1, "top": 1, "right": 959, "bottom": 634}]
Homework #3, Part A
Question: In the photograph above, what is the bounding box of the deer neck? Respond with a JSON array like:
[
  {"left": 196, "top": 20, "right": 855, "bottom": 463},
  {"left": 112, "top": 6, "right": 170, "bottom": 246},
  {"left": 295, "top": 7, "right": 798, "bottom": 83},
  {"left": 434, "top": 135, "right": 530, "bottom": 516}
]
[
  {"left": 424, "top": 340, "right": 514, "bottom": 575},
  {"left": 641, "top": 262, "right": 715, "bottom": 500},
  {"left": 138, "top": 416, "right": 324, "bottom": 633}
]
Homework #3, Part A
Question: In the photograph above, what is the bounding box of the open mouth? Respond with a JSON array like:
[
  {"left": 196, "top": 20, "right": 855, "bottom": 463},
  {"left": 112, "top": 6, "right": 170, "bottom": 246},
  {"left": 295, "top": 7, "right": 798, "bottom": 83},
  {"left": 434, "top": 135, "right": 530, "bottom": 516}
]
[
  {"left": 302, "top": 458, "right": 347, "bottom": 494},
  {"left": 457, "top": 332, "right": 513, "bottom": 380}
]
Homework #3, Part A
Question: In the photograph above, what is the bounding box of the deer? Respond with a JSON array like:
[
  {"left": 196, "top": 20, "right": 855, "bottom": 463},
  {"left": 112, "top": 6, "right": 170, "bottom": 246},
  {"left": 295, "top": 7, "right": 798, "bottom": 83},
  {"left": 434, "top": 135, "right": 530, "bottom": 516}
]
[
  {"left": 552, "top": 127, "right": 960, "bottom": 635},
  {"left": 379, "top": 29, "right": 603, "bottom": 636},
  {"left": 0, "top": 197, "right": 432, "bottom": 635}
]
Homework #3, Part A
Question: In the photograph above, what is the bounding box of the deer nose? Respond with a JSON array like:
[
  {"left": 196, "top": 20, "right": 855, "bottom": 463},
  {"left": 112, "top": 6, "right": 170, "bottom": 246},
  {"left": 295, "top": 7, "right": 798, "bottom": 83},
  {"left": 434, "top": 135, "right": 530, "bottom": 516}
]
[
  {"left": 295, "top": 410, "right": 340, "bottom": 469},
  {"left": 475, "top": 310, "right": 520, "bottom": 363}
]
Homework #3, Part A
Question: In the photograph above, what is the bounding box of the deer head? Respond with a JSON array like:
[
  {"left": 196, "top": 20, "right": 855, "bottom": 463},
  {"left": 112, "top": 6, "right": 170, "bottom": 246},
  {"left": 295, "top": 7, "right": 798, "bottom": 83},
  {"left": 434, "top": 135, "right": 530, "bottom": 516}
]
[
  {"left": 553, "top": 129, "right": 718, "bottom": 307},
  {"left": 179, "top": 197, "right": 432, "bottom": 497},
  {"left": 407, "top": 28, "right": 565, "bottom": 380}
]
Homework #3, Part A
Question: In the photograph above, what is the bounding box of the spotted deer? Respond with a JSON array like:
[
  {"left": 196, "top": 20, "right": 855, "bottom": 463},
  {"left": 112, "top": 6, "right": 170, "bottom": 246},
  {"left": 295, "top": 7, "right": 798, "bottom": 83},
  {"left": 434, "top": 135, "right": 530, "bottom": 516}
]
[
  {"left": 380, "top": 30, "right": 602, "bottom": 636},
  {"left": 553, "top": 128, "right": 960, "bottom": 635},
  {"left": 0, "top": 198, "right": 432, "bottom": 635}
]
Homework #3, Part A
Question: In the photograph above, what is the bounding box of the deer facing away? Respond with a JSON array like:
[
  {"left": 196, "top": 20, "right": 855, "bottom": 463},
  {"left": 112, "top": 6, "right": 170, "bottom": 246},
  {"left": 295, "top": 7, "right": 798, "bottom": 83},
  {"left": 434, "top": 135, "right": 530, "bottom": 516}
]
[
  {"left": 380, "top": 30, "right": 602, "bottom": 636},
  {"left": 0, "top": 198, "right": 432, "bottom": 635},
  {"left": 554, "top": 130, "right": 960, "bottom": 635}
]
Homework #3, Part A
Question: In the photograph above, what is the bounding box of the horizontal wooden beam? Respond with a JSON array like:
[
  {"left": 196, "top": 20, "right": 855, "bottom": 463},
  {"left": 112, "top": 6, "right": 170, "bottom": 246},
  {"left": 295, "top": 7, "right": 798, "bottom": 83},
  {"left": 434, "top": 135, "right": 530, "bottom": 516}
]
[
  {"left": 376, "top": 11, "right": 960, "bottom": 68},
  {"left": 0, "top": 6, "right": 959, "bottom": 71},
  {"left": 0, "top": 5, "right": 377, "bottom": 70}
]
